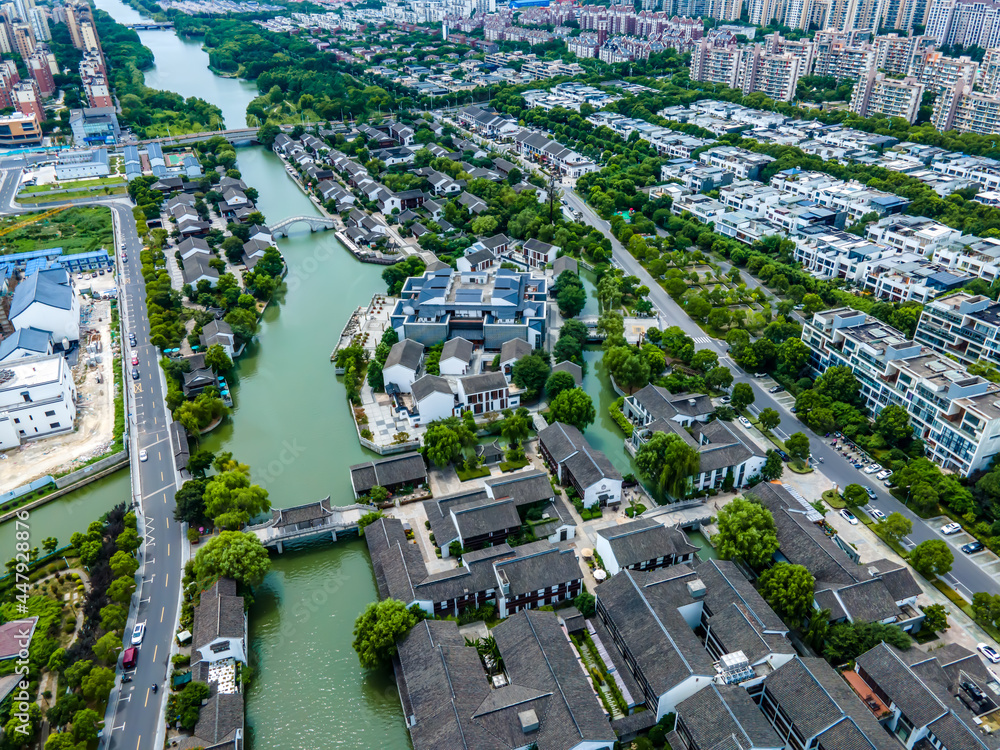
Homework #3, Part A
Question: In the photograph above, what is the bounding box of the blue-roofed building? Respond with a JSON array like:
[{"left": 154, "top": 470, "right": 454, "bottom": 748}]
[
  {"left": 0, "top": 327, "right": 52, "bottom": 362},
  {"left": 182, "top": 155, "right": 203, "bottom": 178},
  {"left": 146, "top": 143, "right": 168, "bottom": 178},
  {"left": 124, "top": 145, "right": 142, "bottom": 181},
  {"left": 55, "top": 148, "right": 110, "bottom": 180},
  {"left": 9, "top": 268, "right": 79, "bottom": 347},
  {"left": 390, "top": 267, "right": 547, "bottom": 350}
]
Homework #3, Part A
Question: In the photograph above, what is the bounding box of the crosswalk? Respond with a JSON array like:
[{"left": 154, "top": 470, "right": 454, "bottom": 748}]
[{"left": 692, "top": 336, "right": 713, "bottom": 344}]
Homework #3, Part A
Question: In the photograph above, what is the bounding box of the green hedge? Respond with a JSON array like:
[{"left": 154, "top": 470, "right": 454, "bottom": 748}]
[{"left": 609, "top": 397, "right": 633, "bottom": 437}]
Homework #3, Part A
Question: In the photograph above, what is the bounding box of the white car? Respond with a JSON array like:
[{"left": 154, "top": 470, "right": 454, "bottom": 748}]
[
  {"left": 130, "top": 622, "right": 145, "bottom": 646},
  {"left": 979, "top": 643, "right": 1000, "bottom": 664},
  {"left": 738, "top": 417, "right": 753, "bottom": 428},
  {"left": 942, "top": 522, "right": 963, "bottom": 535},
  {"left": 863, "top": 464, "right": 881, "bottom": 474},
  {"left": 139, "top": 449, "right": 148, "bottom": 462},
  {"left": 839, "top": 509, "right": 859, "bottom": 525},
  {"left": 869, "top": 508, "right": 886, "bottom": 521},
  {"left": 876, "top": 469, "right": 892, "bottom": 481}
]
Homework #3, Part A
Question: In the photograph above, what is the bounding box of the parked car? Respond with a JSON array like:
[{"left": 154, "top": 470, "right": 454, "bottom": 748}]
[
  {"left": 131, "top": 367, "right": 139, "bottom": 380},
  {"left": 839, "top": 509, "right": 859, "bottom": 525},
  {"left": 139, "top": 449, "right": 147, "bottom": 462},
  {"left": 131, "top": 351, "right": 139, "bottom": 366},
  {"left": 122, "top": 647, "right": 137, "bottom": 670},
  {"left": 122, "top": 254, "right": 128, "bottom": 263},
  {"left": 738, "top": 417, "right": 752, "bottom": 428},
  {"left": 876, "top": 469, "right": 892, "bottom": 481},
  {"left": 776, "top": 449, "right": 789, "bottom": 461},
  {"left": 979, "top": 643, "right": 1000, "bottom": 663},
  {"left": 863, "top": 464, "right": 881, "bottom": 474},
  {"left": 864, "top": 486, "right": 877, "bottom": 501},
  {"left": 790, "top": 406, "right": 797, "bottom": 413},
  {"left": 883, "top": 480, "right": 896, "bottom": 488},
  {"left": 720, "top": 396, "right": 731, "bottom": 404},
  {"left": 753, "top": 372, "right": 767, "bottom": 379},
  {"left": 942, "top": 522, "right": 963, "bottom": 535},
  {"left": 963, "top": 541, "right": 985, "bottom": 554},
  {"left": 768, "top": 385, "right": 784, "bottom": 393},
  {"left": 869, "top": 507, "right": 885, "bottom": 521},
  {"left": 129, "top": 335, "right": 137, "bottom": 347},
  {"left": 130, "top": 622, "right": 145, "bottom": 646}
]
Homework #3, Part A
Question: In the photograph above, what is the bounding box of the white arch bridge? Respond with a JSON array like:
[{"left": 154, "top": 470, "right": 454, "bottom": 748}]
[{"left": 271, "top": 215, "right": 338, "bottom": 237}]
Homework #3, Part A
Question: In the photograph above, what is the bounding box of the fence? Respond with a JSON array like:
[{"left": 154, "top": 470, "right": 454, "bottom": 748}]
[
  {"left": 55, "top": 451, "right": 129, "bottom": 488},
  {"left": 0, "top": 476, "right": 56, "bottom": 505}
]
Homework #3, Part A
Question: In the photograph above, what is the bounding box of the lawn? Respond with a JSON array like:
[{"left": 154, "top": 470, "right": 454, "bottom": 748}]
[
  {"left": 456, "top": 466, "right": 491, "bottom": 481},
  {"left": 18, "top": 186, "right": 127, "bottom": 204},
  {"left": 20, "top": 175, "right": 126, "bottom": 194},
  {"left": 499, "top": 458, "right": 530, "bottom": 472},
  {"left": 0, "top": 206, "right": 114, "bottom": 254}
]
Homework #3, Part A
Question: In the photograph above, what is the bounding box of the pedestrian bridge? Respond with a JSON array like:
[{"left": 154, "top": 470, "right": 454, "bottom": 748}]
[
  {"left": 245, "top": 498, "right": 371, "bottom": 552},
  {"left": 271, "top": 215, "right": 338, "bottom": 237}
]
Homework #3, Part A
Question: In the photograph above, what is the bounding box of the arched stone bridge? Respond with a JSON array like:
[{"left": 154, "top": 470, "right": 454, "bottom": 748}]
[{"left": 270, "top": 215, "right": 338, "bottom": 237}]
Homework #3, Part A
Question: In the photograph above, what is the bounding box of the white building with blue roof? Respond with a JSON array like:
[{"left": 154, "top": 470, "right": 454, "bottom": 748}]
[
  {"left": 9, "top": 269, "right": 79, "bottom": 348},
  {"left": 0, "top": 328, "right": 52, "bottom": 363}
]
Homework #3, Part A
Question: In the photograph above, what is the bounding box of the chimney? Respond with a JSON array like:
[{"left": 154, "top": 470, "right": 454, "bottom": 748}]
[
  {"left": 687, "top": 578, "right": 706, "bottom": 598},
  {"left": 518, "top": 709, "right": 539, "bottom": 734}
]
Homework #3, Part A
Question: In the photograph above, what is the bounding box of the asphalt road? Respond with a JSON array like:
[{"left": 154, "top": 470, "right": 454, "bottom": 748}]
[
  {"left": 562, "top": 184, "right": 1000, "bottom": 600},
  {"left": 100, "top": 204, "right": 184, "bottom": 750}
]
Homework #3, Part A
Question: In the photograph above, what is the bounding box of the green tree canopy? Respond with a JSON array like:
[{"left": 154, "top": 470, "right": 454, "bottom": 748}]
[
  {"left": 758, "top": 563, "right": 816, "bottom": 626},
  {"left": 731, "top": 382, "right": 755, "bottom": 411},
  {"left": 192, "top": 530, "right": 271, "bottom": 589},
  {"left": 545, "top": 370, "right": 577, "bottom": 401},
  {"left": 635, "top": 432, "right": 700, "bottom": 499},
  {"left": 511, "top": 353, "right": 551, "bottom": 398},
  {"left": 203, "top": 461, "right": 270, "bottom": 530},
  {"left": 713, "top": 496, "right": 779, "bottom": 569},
  {"left": 352, "top": 599, "right": 419, "bottom": 669},
  {"left": 825, "top": 621, "right": 911, "bottom": 664},
  {"left": 909, "top": 539, "right": 954, "bottom": 579},
  {"left": 548, "top": 388, "right": 596, "bottom": 432}
]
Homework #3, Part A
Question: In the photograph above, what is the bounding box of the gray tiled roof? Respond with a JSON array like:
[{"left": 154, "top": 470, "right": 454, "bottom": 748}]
[
  {"left": 183, "top": 692, "right": 243, "bottom": 749},
  {"left": 864, "top": 559, "right": 922, "bottom": 601},
  {"left": 485, "top": 470, "right": 553, "bottom": 507},
  {"left": 629, "top": 385, "right": 713, "bottom": 422},
  {"left": 596, "top": 519, "right": 695, "bottom": 570},
  {"left": 464, "top": 247, "right": 495, "bottom": 267},
  {"left": 551, "top": 360, "right": 582, "bottom": 386},
  {"left": 461, "top": 371, "right": 509, "bottom": 394},
  {"left": 350, "top": 453, "right": 427, "bottom": 494},
  {"left": 423, "top": 488, "right": 489, "bottom": 547},
  {"left": 441, "top": 336, "right": 473, "bottom": 364},
  {"left": 385, "top": 338, "right": 424, "bottom": 371},
  {"left": 499, "top": 336, "right": 532, "bottom": 363},
  {"left": 677, "top": 683, "right": 782, "bottom": 750},
  {"left": 10, "top": 270, "right": 72, "bottom": 319},
  {"left": 411, "top": 374, "right": 453, "bottom": 403},
  {"left": 828, "top": 578, "right": 901, "bottom": 623},
  {"left": 192, "top": 578, "right": 243, "bottom": 653},
  {"left": 492, "top": 610, "right": 617, "bottom": 750},
  {"left": 552, "top": 256, "right": 578, "bottom": 276},
  {"left": 453, "top": 498, "right": 521, "bottom": 540},
  {"left": 927, "top": 713, "right": 989, "bottom": 750},
  {"left": 494, "top": 541, "right": 581, "bottom": 597},
  {"left": 856, "top": 643, "right": 947, "bottom": 728}
]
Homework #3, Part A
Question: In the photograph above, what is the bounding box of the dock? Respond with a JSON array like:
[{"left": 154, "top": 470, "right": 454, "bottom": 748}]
[{"left": 246, "top": 498, "right": 371, "bottom": 553}]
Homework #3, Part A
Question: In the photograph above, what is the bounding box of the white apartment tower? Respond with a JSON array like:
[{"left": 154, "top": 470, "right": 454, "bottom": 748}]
[{"left": 850, "top": 70, "right": 925, "bottom": 123}]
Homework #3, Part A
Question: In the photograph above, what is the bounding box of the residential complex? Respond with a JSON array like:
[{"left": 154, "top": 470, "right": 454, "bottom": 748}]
[{"left": 803, "top": 307, "right": 1000, "bottom": 476}]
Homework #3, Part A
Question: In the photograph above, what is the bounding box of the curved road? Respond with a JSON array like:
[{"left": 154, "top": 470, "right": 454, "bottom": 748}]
[{"left": 562, "top": 184, "right": 1000, "bottom": 601}]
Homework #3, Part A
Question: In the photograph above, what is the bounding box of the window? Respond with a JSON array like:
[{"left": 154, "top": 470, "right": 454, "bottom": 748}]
[
  {"left": 49, "top": 423, "right": 60, "bottom": 429},
  {"left": 210, "top": 640, "right": 231, "bottom": 654},
  {"left": 44, "top": 410, "right": 55, "bottom": 417}
]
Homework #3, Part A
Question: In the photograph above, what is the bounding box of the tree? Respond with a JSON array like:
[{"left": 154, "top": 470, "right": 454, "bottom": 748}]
[
  {"left": 44, "top": 733, "right": 81, "bottom": 750},
  {"left": 731, "top": 382, "right": 755, "bottom": 411},
  {"left": 192, "top": 531, "right": 271, "bottom": 589},
  {"left": 758, "top": 408, "right": 780, "bottom": 432},
  {"left": 825, "top": 621, "right": 911, "bottom": 664},
  {"left": 81, "top": 666, "right": 115, "bottom": 704},
  {"left": 785, "top": 432, "right": 810, "bottom": 463},
  {"left": 758, "top": 563, "right": 816, "bottom": 626},
  {"left": 352, "top": 599, "right": 418, "bottom": 669},
  {"left": 690, "top": 349, "right": 719, "bottom": 373},
  {"left": 706, "top": 366, "right": 734, "bottom": 391},
  {"left": 545, "top": 370, "right": 577, "bottom": 401},
  {"left": 107, "top": 576, "right": 135, "bottom": 604},
  {"left": 920, "top": 603, "right": 949, "bottom": 633},
  {"left": 116, "top": 526, "right": 140, "bottom": 554},
  {"left": 874, "top": 404, "right": 912, "bottom": 445},
  {"left": 203, "top": 464, "right": 270, "bottom": 530},
  {"left": 174, "top": 479, "right": 207, "bottom": 526},
  {"left": 42, "top": 536, "right": 59, "bottom": 553},
  {"left": 187, "top": 450, "right": 215, "bottom": 477},
  {"left": 423, "top": 424, "right": 463, "bottom": 466},
  {"left": 714, "top": 496, "right": 779, "bottom": 569},
  {"left": 574, "top": 591, "right": 596, "bottom": 617},
  {"left": 877, "top": 512, "right": 912, "bottom": 544},
  {"left": 760, "top": 450, "right": 784, "bottom": 480},
  {"left": 382, "top": 256, "right": 425, "bottom": 295},
  {"left": 604, "top": 346, "right": 651, "bottom": 393},
  {"left": 500, "top": 407, "right": 531, "bottom": 447},
  {"left": 909, "top": 539, "right": 954, "bottom": 579},
  {"left": 511, "top": 353, "right": 551, "bottom": 398},
  {"left": 777, "top": 338, "right": 811, "bottom": 375},
  {"left": 109, "top": 550, "right": 138, "bottom": 579},
  {"left": 170, "top": 681, "right": 212, "bottom": 730},
  {"left": 64, "top": 660, "right": 93, "bottom": 689},
  {"left": 842, "top": 484, "right": 869, "bottom": 508},
  {"left": 815, "top": 365, "right": 861, "bottom": 405},
  {"left": 204, "top": 344, "right": 233, "bottom": 374},
  {"left": 549, "top": 388, "right": 596, "bottom": 431},
  {"left": 635, "top": 432, "right": 701, "bottom": 499},
  {"left": 470, "top": 214, "right": 499, "bottom": 235},
  {"left": 99, "top": 604, "right": 127, "bottom": 633},
  {"left": 93, "top": 631, "right": 123, "bottom": 665},
  {"left": 557, "top": 283, "right": 586, "bottom": 318}
]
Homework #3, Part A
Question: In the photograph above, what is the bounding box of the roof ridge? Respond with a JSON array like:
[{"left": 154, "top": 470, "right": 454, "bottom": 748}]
[{"left": 522, "top": 612, "right": 584, "bottom": 741}]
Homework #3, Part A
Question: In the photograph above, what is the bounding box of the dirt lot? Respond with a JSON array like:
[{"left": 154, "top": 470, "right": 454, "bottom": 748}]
[{"left": 0, "top": 294, "right": 119, "bottom": 487}]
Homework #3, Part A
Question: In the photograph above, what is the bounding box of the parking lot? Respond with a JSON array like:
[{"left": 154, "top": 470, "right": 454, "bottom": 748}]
[{"left": 923, "top": 515, "right": 1000, "bottom": 578}]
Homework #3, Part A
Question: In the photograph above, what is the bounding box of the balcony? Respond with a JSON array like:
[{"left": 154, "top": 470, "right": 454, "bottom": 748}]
[{"left": 841, "top": 670, "right": 891, "bottom": 720}]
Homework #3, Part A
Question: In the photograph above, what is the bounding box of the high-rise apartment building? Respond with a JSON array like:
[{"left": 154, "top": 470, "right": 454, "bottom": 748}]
[
  {"left": 26, "top": 48, "right": 53, "bottom": 96},
  {"left": 849, "top": 70, "right": 925, "bottom": 122},
  {"left": 690, "top": 35, "right": 801, "bottom": 101},
  {"left": 912, "top": 50, "right": 978, "bottom": 93},
  {"left": 783, "top": 0, "right": 815, "bottom": 28},
  {"left": 12, "top": 79, "right": 42, "bottom": 122},
  {"left": 27, "top": 7, "right": 48, "bottom": 41},
  {"left": 64, "top": 3, "right": 84, "bottom": 48},
  {"left": 978, "top": 47, "right": 1000, "bottom": 94},
  {"left": 804, "top": 307, "right": 1000, "bottom": 477},
  {"left": 826, "top": 0, "right": 887, "bottom": 31},
  {"left": 80, "top": 19, "right": 98, "bottom": 52},
  {"left": 812, "top": 31, "right": 873, "bottom": 80},
  {"left": 932, "top": 79, "right": 1000, "bottom": 134},
  {"left": 871, "top": 32, "right": 934, "bottom": 75},
  {"left": 11, "top": 21, "right": 33, "bottom": 58},
  {"left": 926, "top": 0, "right": 1000, "bottom": 49}
]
